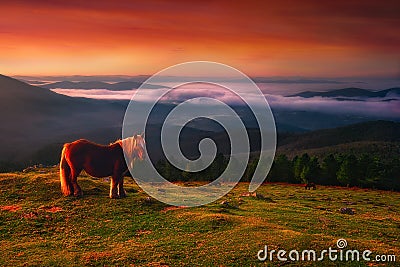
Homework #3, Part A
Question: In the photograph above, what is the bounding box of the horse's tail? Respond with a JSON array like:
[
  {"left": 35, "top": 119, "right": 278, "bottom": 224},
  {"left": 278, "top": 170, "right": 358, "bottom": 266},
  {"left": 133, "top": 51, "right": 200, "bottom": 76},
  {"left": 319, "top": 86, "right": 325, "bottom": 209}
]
[{"left": 60, "top": 144, "right": 73, "bottom": 196}]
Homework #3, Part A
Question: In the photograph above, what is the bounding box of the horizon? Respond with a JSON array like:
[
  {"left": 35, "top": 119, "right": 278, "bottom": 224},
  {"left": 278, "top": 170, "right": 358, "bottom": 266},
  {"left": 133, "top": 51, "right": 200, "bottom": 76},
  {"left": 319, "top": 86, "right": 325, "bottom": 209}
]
[
  {"left": 10, "top": 73, "right": 400, "bottom": 96},
  {"left": 2, "top": 73, "right": 398, "bottom": 119}
]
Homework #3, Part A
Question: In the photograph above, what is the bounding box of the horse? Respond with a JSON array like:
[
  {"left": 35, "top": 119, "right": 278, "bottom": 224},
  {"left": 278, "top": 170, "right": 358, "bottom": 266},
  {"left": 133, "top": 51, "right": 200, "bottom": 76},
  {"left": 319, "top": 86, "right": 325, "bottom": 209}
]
[
  {"left": 305, "top": 182, "right": 316, "bottom": 190},
  {"left": 59, "top": 135, "right": 145, "bottom": 198}
]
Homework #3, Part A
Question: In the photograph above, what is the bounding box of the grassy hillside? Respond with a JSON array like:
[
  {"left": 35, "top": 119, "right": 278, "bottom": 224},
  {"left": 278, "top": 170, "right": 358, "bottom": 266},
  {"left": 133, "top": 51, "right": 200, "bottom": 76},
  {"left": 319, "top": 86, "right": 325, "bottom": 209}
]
[{"left": 0, "top": 167, "right": 399, "bottom": 266}]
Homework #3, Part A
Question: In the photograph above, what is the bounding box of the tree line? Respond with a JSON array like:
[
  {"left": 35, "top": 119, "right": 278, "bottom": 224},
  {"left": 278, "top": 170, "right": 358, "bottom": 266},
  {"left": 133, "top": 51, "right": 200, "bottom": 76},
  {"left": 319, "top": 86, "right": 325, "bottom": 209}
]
[
  {"left": 2, "top": 149, "right": 398, "bottom": 192},
  {"left": 155, "top": 153, "right": 400, "bottom": 191}
]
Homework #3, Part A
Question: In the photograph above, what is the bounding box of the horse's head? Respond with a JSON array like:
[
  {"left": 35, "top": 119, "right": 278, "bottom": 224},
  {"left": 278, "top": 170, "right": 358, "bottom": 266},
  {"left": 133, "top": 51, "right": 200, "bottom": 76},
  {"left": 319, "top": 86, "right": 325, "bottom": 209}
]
[{"left": 121, "top": 134, "right": 146, "bottom": 162}]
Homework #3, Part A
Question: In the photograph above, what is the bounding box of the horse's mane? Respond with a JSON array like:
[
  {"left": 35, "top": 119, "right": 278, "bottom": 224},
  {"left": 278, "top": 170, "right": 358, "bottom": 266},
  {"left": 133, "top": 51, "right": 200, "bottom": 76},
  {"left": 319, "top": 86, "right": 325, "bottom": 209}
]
[
  {"left": 111, "top": 139, "right": 123, "bottom": 146},
  {"left": 118, "top": 135, "right": 145, "bottom": 157}
]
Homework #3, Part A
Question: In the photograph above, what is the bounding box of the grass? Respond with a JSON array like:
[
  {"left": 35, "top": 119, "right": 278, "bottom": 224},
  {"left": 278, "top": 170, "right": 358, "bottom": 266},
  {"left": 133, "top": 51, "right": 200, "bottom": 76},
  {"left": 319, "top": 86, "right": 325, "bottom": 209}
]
[{"left": 0, "top": 167, "right": 399, "bottom": 266}]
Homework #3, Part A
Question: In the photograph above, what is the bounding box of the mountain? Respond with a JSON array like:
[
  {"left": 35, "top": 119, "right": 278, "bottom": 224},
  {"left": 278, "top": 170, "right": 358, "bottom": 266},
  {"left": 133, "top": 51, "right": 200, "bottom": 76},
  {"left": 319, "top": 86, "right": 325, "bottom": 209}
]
[
  {"left": 164, "top": 120, "right": 400, "bottom": 162},
  {"left": 0, "top": 74, "right": 127, "bottom": 163},
  {"left": 271, "top": 109, "right": 375, "bottom": 131},
  {"left": 40, "top": 81, "right": 165, "bottom": 90},
  {"left": 16, "top": 75, "right": 150, "bottom": 83},
  {"left": 278, "top": 120, "right": 400, "bottom": 147},
  {"left": 289, "top": 87, "right": 400, "bottom": 98},
  {"left": 276, "top": 120, "right": 400, "bottom": 159},
  {"left": 24, "top": 80, "right": 47, "bottom": 85},
  {"left": 1, "top": 74, "right": 399, "bottom": 171}
]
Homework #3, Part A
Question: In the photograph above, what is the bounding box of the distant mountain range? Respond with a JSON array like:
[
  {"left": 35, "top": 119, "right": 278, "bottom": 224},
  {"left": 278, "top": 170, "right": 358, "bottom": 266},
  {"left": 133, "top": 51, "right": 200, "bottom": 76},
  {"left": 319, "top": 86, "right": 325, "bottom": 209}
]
[
  {"left": 39, "top": 80, "right": 166, "bottom": 90},
  {"left": 289, "top": 87, "right": 400, "bottom": 98},
  {"left": 0, "top": 74, "right": 399, "bottom": 170},
  {"left": 16, "top": 75, "right": 150, "bottom": 83}
]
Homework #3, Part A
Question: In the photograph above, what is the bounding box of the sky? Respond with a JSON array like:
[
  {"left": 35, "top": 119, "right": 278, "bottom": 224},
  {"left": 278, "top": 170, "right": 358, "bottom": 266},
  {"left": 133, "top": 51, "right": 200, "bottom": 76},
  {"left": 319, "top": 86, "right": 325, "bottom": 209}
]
[{"left": 0, "top": 0, "right": 399, "bottom": 77}]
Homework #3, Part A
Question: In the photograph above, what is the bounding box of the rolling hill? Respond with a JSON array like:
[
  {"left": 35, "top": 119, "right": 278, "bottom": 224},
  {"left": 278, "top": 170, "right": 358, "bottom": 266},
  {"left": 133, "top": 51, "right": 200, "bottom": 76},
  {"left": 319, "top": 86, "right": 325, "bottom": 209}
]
[
  {"left": 176, "top": 120, "right": 400, "bottom": 162},
  {"left": 0, "top": 74, "right": 127, "bottom": 164},
  {"left": 40, "top": 80, "right": 165, "bottom": 90},
  {"left": 276, "top": 120, "right": 400, "bottom": 159},
  {"left": 1, "top": 74, "right": 399, "bottom": 171},
  {"left": 289, "top": 87, "right": 400, "bottom": 98}
]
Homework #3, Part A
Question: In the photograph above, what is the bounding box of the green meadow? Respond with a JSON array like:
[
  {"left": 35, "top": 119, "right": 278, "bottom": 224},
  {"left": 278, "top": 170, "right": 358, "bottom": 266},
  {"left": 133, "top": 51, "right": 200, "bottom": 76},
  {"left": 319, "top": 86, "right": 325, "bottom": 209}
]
[{"left": 0, "top": 167, "right": 399, "bottom": 266}]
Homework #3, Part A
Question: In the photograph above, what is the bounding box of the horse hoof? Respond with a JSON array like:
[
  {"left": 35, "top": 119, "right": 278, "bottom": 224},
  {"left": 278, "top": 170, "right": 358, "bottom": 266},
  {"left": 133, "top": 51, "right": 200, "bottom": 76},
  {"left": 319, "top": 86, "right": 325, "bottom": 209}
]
[
  {"left": 119, "top": 194, "right": 127, "bottom": 198},
  {"left": 110, "top": 194, "right": 119, "bottom": 199},
  {"left": 74, "top": 192, "right": 83, "bottom": 197}
]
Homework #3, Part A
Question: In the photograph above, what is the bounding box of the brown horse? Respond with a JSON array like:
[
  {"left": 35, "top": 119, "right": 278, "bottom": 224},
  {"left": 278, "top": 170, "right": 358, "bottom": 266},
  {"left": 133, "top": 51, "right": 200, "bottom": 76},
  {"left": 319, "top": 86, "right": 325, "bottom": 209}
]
[{"left": 59, "top": 135, "right": 145, "bottom": 198}]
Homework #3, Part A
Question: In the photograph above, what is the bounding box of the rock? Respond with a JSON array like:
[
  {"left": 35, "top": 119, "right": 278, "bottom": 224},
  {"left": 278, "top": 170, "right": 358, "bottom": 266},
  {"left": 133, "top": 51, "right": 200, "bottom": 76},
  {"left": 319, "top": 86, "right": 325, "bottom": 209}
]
[
  {"left": 387, "top": 206, "right": 395, "bottom": 212},
  {"left": 252, "top": 192, "right": 264, "bottom": 199},
  {"left": 241, "top": 192, "right": 261, "bottom": 198},
  {"left": 220, "top": 200, "right": 229, "bottom": 206},
  {"left": 22, "top": 166, "right": 35, "bottom": 173},
  {"left": 213, "top": 181, "right": 221, "bottom": 187},
  {"left": 240, "top": 192, "right": 252, "bottom": 197},
  {"left": 253, "top": 192, "right": 275, "bottom": 202},
  {"left": 144, "top": 197, "right": 153, "bottom": 204},
  {"left": 340, "top": 207, "right": 355, "bottom": 215},
  {"left": 240, "top": 192, "right": 275, "bottom": 202}
]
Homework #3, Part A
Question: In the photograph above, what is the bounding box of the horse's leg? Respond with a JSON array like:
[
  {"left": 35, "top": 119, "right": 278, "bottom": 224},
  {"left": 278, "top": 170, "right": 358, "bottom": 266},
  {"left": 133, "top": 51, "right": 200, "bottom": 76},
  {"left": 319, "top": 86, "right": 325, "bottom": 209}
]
[
  {"left": 118, "top": 176, "right": 127, "bottom": 198},
  {"left": 71, "top": 167, "right": 83, "bottom": 197},
  {"left": 109, "top": 175, "right": 119, "bottom": 199}
]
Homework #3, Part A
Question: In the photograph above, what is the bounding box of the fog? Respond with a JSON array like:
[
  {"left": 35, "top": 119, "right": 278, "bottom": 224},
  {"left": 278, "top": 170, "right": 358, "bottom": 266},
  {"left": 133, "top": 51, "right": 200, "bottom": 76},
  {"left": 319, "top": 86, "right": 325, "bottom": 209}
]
[{"left": 51, "top": 83, "right": 400, "bottom": 119}]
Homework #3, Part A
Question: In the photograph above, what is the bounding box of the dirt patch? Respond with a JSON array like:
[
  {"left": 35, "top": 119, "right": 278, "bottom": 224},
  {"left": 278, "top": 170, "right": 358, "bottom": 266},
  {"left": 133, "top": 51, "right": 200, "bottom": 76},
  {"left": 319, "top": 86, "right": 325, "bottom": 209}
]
[
  {"left": 1, "top": 205, "right": 21, "bottom": 212},
  {"left": 83, "top": 251, "right": 113, "bottom": 262},
  {"left": 39, "top": 206, "right": 63, "bottom": 213},
  {"left": 22, "top": 212, "right": 38, "bottom": 219},
  {"left": 161, "top": 206, "right": 187, "bottom": 213},
  {"left": 135, "top": 229, "right": 152, "bottom": 236},
  {"left": 146, "top": 262, "right": 170, "bottom": 267}
]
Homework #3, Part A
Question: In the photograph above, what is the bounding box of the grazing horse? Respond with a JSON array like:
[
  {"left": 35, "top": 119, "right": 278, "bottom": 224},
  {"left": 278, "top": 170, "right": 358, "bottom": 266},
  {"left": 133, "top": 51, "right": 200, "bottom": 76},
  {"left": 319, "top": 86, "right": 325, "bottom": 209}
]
[
  {"left": 59, "top": 135, "right": 145, "bottom": 198},
  {"left": 305, "top": 182, "right": 316, "bottom": 190}
]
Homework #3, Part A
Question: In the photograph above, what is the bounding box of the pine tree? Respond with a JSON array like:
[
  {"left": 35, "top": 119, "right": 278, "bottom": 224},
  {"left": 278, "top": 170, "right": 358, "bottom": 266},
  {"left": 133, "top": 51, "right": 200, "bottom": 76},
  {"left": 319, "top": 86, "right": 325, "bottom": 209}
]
[
  {"left": 293, "top": 153, "right": 310, "bottom": 183},
  {"left": 337, "top": 154, "right": 358, "bottom": 186},
  {"left": 320, "top": 154, "right": 340, "bottom": 185}
]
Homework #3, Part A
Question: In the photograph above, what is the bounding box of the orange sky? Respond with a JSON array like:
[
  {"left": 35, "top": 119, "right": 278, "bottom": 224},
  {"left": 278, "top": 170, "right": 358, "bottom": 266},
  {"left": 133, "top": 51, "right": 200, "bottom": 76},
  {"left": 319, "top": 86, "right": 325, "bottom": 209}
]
[{"left": 0, "top": 0, "right": 399, "bottom": 77}]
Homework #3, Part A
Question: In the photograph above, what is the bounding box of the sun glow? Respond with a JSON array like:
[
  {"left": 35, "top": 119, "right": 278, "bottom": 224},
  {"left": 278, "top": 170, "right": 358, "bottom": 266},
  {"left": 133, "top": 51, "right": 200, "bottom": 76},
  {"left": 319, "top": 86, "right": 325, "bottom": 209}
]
[{"left": 1, "top": 1, "right": 399, "bottom": 77}]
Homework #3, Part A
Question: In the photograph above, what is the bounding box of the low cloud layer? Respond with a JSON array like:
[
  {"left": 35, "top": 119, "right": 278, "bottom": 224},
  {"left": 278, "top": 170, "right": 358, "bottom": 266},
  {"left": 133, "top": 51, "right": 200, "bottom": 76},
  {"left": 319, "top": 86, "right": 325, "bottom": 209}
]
[
  {"left": 52, "top": 86, "right": 400, "bottom": 119},
  {"left": 266, "top": 94, "right": 399, "bottom": 118},
  {"left": 52, "top": 89, "right": 136, "bottom": 100}
]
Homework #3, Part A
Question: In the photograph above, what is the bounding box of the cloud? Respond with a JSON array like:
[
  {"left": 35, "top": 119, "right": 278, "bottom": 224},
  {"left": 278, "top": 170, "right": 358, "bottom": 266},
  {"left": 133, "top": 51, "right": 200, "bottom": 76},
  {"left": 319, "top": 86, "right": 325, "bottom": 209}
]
[
  {"left": 51, "top": 89, "right": 136, "bottom": 100},
  {"left": 266, "top": 94, "right": 400, "bottom": 118},
  {"left": 52, "top": 85, "right": 400, "bottom": 119},
  {"left": 2, "top": 1, "right": 399, "bottom": 76}
]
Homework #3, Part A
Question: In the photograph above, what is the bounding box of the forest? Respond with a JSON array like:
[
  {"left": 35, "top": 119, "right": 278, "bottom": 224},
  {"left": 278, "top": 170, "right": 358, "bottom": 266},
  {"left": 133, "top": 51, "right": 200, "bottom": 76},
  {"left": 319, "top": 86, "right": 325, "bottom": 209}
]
[{"left": 155, "top": 153, "right": 400, "bottom": 191}]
